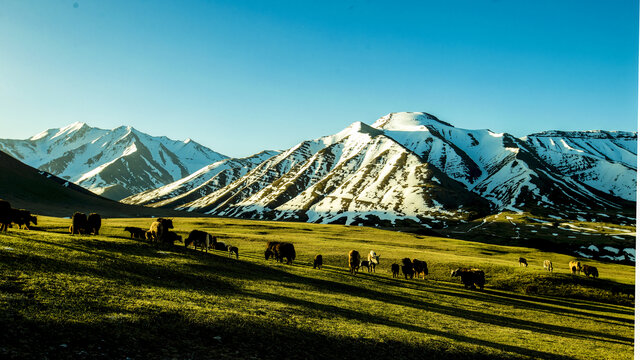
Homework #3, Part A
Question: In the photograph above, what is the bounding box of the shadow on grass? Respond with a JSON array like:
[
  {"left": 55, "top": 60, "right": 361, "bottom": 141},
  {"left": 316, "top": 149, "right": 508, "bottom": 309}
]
[{"left": 0, "top": 302, "right": 575, "bottom": 360}]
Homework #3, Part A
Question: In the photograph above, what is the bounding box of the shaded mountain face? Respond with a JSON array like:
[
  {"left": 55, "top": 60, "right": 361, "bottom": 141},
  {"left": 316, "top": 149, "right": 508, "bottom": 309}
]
[
  {"left": 0, "top": 150, "right": 185, "bottom": 218},
  {"left": 135, "top": 112, "right": 635, "bottom": 228},
  {"left": 0, "top": 122, "right": 227, "bottom": 200}
]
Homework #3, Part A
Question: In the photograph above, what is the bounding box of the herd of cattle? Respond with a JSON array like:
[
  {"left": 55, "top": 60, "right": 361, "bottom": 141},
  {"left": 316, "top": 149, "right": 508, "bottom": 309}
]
[
  {"left": 0, "top": 200, "right": 37, "bottom": 231},
  {"left": 0, "top": 201, "right": 603, "bottom": 288}
]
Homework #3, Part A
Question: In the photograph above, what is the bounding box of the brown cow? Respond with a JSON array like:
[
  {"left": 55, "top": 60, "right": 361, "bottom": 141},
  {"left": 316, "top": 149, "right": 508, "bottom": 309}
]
[
  {"left": 185, "top": 230, "right": 214, "bottom": 252},
  {"left": 412, "top": 259, "right": 428, "bottom": 280},
  {"left": 227, "top": 245, "right": 239, "bottom": 259},
  {"left": 124, "top": 227, "right": 146, "bottom": 239},
  {"left": 391, "top": 263, "right": 400, "bottom": 278},
  {"left": 401, "top": 258, "right": 414, "bottom": 279},
  {"left": 86, "top": 213, "right": 101, "bottom": 235},
  {"left": 518, "top": 257, "right": 528, "bottom": 267},
  {"left": 451, "top": 268, "right": 485, "bottom": 290},
  {"left": 11, "top": 209, "right": 37, "bottom": 230},
  {"left": 0, "top": 200, "right": 11, "bottom": 232},
  {"left": 70, "top": 212, "right": 88, "bottom": 235},
  {"left": 348, "top": 250, "right": 361, "bottom": 275},
  {"left": 274, "top": 242, "right": 296, "bottom": 265},
  {"left": 581, "top": 264, "right": 599, "bottom": 278}
]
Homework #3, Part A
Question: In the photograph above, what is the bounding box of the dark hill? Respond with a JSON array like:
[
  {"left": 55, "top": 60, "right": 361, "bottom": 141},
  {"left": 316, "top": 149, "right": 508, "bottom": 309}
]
[{"left": 0, "top": 150, "right": 194, "bottom": 218}]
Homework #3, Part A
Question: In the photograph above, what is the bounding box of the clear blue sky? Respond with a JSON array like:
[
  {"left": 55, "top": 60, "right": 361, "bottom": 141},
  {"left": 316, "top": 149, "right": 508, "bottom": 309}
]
[{"left": 0, "top": 0, "right": 637, "bottom": 157}]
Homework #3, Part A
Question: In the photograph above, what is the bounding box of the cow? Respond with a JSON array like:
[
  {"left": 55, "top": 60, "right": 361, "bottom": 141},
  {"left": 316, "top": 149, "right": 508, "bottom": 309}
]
[
  {"left": 391, "top": 263, "right": 400, "bottom": 278},
  {"left": 569, "top": 261, "right": 582, "bottom": 275},
  {"left": 11, "top": 209, "right": 37, "bottom": 230},
  {"left": 214, "top": 241, "right": 226, "bottom": 251},
  {"left": 518, "top": 257, "right": 528, "bottom": 267},
  {"left": 0, "top": 200, "right": 11, "bottom": 232},
  {"left": 313, "top": 254, "right": 323, "bottom": 269},
  {"left": 368, "top": 251, "right": 380, "bottom": 272},
  {"left": 149, "top": 218, "right": 174, "bottom": 245},
  {"left": 124, "top": 227, "right": 146, "bottom": 239},
  {"left": 360, "top": 260, "right": 371, "bottom": 273},
  {"left": 265, "top": 241, "right": 281, "bottom": 260},
  {"left": 86, "top": 213, "right": 101, "bottom": 235},
  {"left": 412, "top": 259, "right": 428, "bottom": 280},
  {"left": 185, "top": 230, "right": 214, "bottom": 252},
  {"left": 70, "top": 212, "right": 88, "bottom": 235},
  {"left": 582, "top": 264, "right": 599, "bottom": 278},
  {"left": 348, "top": 250, "right": 361, "bottom": 275},
  {"left": 543, "top": 260, "right": 553, "bottom": 272},
  {"left": 227, "top": 245, "right": 239, "bottom": 259},
  {"left": 163, "top": 231, "right": 182, "bottom": 245},
  {"left": 274, "top": 242, "right": 296, "bottom": 265},
  {"left": 401, "top": 258, "right": 414, "bottom": 279},
  {"left": 451, "top": 268, "right": 485, "bottom": 290}
]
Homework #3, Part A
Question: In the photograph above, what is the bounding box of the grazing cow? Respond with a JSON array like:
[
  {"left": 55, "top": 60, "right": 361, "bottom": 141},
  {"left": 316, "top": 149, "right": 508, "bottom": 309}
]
[
  {"left": 518, "top": 257, "right": 528, "bottom": 267},
  {"left": 401, "top": 258, "right": 414, "bottom": 279},
  {"left": 348, "top": 250, "right": 361, "bottom": 275},
  {"left": 274, "top": 242, "right": 296, "bottom": 264},
  {"left": 149, "top": 218, "right": 174, "bottom": 245},
  {"left": 543, "top": 260, "right": 553, "bottom": 272},
  {"left": 360, "top": 260, "right": 371, "bottom": 273},
  {"left": 368, "top": 251, "right": 380, "bottom": 272},
  {"left": 569, "top": 261, "right": 582, "bottom": 275},
  {"left": 391, "top": 263, "right": 400, "bottom": 278},
  {"left": 265, "top": 241, "right": 281, "bottom": 260},
  {"left": 313, "top": 255, "right": 323, "bottom": 269},
  {"left": 70, "top": 212, "right": 88, "bottom": 235},
  {"left": 412, "top": 259, "right": 428, "bottom": 280},
  {"left": 0, "top": 200, "right": 11, "bottom": 232},
  {"left": 124, "top": 227, "right": 146, "bottom": 239},
  {"left": 163, "top": 231, "right": 182, "bottom": 245},
  {"left": 581, "top": 264, "right": 599, "bottom": 278},
  {"left": 451, "top": 268, "right": 485, "bottom": 290},
  {"left": 11, "top": 209, "right": 37, "bottom": 230},
  {"left": 185, "top": 230, "right": 214, "bottom": 252},
  {"left": 86, "top": 213, "right": 102, "bottom": 235},
  {"left": 227, "top": 245, "right": 239, "bottom": 259}
]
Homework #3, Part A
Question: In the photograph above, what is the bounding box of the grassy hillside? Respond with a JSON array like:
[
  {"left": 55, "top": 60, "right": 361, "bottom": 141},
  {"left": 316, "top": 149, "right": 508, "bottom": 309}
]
[
  {"left": 0, "top": 216, "right": 634, "bottom": 359},
  {"left": 0, "top": 150, "right": 187, "bottom": 218}
]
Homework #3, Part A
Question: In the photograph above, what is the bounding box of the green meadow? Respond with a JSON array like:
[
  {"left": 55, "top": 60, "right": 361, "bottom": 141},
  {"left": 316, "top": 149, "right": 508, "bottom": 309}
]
[{"left": 0, "top": 216, "right": 634, "bottom": 359}]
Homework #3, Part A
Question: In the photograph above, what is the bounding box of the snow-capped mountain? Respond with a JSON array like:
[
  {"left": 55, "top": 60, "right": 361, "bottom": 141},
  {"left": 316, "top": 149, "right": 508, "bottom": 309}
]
[
  {"left": 121, "top": 150, "right": 280, "bottom": 208},
  {"left": 522, "top": 130, "right": 636, "bottom": 201},
  {"left": 141, "top": 112, "right": 635, "bottom": 227},
  {"left": 0, "top": 122, "right": 227, "bottom": 200}
]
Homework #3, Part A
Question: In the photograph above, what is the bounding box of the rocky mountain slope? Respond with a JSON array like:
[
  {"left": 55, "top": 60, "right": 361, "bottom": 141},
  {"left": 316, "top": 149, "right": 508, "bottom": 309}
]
[
  {"left": 122, "top": 150, "right": 279, "bottom": 209},
  {"left": 0, "top": 122, "right": 227, "bottom": 200},
  {"left": 141, "top": 112, "right": 635, "bottom": 228}
]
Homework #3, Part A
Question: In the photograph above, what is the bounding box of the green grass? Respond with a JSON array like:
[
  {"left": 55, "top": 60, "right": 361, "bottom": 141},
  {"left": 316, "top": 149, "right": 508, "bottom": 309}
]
[{"left": 0, "top": 216, "right": 635, "bottom": 359}]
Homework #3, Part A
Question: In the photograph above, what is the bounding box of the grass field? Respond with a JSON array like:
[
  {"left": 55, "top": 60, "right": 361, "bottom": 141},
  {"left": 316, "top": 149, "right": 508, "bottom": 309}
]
[{"left": 0, "top": 216, "right": 635, "bottom": 359}]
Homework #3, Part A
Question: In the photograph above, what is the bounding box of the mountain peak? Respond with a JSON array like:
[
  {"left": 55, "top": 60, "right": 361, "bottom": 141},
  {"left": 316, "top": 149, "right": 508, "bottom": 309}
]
[
  {"left": 372, "top": 112, "right": 453, "bottom": 131},
  {"left": 51, "top": 121, "right": 88, "bottom": 139}
]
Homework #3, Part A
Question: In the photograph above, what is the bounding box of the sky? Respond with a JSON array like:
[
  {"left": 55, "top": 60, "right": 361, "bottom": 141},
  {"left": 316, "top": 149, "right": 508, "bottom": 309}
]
[{"left": 0, "top": 0, "right": 637, "bottom": 157}]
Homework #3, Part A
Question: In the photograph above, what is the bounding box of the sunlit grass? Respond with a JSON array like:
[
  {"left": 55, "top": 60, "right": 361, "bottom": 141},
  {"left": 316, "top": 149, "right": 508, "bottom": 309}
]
[{"left": 0, "top": 216, "right": 634, "bottom": 359}]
